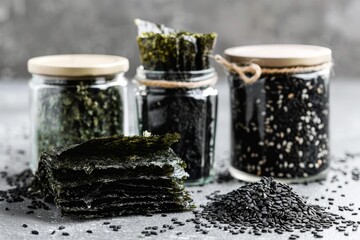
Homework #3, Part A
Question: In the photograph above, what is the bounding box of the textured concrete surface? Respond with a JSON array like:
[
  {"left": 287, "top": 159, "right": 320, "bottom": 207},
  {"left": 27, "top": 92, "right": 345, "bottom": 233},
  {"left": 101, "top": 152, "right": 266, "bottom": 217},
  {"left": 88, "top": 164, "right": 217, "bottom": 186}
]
[
  {"left": 0, "top": 0, "right": 360, "bottom": 79},
  {"left": 0, "top": 79, "right": 360, "bottom": 239}
]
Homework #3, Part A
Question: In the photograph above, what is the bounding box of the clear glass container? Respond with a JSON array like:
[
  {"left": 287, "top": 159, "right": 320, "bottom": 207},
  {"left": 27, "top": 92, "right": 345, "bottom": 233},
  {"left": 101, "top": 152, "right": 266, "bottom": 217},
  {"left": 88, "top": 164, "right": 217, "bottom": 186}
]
[
  {"left": 135, "top": 67, "right": 218, "bottom": 186},
  {"left": 28, "top": 54, "right": 129, "bottom": 171},
  {"left": 224, "top": 45, "right": 332, "bottom": 183}
]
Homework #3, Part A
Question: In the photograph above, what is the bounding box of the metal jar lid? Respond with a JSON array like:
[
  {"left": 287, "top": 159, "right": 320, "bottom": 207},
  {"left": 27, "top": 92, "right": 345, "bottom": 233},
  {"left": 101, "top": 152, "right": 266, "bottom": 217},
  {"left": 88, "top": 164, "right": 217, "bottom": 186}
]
[
  {"left": 224, "top": 44, "right": 332, "bottom": 67},
  {"left": 28, "top": 54, "right": 129, "bottom": 77}
]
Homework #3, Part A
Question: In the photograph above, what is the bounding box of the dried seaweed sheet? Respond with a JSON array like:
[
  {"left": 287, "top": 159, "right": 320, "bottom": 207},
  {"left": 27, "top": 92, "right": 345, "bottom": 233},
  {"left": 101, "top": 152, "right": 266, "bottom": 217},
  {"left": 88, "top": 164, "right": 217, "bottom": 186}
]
[
  {"left": 56, "top": 190, "right": 191, "bottom": 204},
  {"left": 57, "top": 180, "right": 187, "bottom": 199},
  {"left": 136, "top": 19, "right": 217, "bottom": 72},
  {"left": 35, "top": 133, "right": 194, "bottom": 218}
]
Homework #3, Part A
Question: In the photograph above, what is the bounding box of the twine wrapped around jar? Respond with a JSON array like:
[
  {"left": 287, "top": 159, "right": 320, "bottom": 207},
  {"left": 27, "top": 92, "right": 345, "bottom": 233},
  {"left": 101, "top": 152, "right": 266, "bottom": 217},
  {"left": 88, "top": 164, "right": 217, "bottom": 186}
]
[
  {"left": 213, "top": 54, "right": 333, "bottom": 85},
  {"left": 135, "top": 75, "right": 218, "bottom": 89},
  {"left": 134, "top": 67, "right": 218, "bottom": 89}
]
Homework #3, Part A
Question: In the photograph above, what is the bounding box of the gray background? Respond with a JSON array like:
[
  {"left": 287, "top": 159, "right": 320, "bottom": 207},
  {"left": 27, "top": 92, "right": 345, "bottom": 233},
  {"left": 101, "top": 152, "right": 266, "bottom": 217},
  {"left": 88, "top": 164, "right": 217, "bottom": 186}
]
[{"left": 0, "top": 0, "right": 360, "bottom": 80}]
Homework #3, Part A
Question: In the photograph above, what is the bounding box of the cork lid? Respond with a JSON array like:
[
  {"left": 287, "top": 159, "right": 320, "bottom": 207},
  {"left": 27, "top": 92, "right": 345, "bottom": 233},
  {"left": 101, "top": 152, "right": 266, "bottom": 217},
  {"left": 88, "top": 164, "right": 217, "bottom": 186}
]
[
  {"left": 224, "top": 44, "right": 332, "bottom": 67},
  {"left": 28, "top": 54, "right": 129, "bottom": 77}
]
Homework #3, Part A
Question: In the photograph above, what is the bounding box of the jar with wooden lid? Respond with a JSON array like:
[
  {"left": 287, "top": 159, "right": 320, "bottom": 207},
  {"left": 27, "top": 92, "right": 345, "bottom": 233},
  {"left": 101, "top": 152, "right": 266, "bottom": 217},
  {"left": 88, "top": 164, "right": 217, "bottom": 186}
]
[
  {"left": 217, "top": 44, "right": 332, "bottom": 183},
  {"left": 28, "top": 54, "right": 129, "bottom": 171}
]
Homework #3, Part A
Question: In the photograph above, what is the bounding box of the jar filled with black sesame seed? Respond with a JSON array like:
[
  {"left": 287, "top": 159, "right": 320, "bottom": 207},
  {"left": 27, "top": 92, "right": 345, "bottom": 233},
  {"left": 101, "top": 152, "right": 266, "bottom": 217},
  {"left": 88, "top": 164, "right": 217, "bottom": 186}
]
[
  {"left": 134, "top": 67, "right": 218, "bottom": 186},
  {"left": 222, "top": 45, "right": 332, "bottom": 183},
  {"left": 28, "top": 54, "right": 129, "bottom": 172}
]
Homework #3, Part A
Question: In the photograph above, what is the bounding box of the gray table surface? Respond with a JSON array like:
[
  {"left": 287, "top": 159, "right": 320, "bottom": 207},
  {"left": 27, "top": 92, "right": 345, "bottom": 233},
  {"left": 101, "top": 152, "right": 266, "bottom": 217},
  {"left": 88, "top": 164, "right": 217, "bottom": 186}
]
[{"left": 0, "top": 79, "right": 360, "bottom": 240}]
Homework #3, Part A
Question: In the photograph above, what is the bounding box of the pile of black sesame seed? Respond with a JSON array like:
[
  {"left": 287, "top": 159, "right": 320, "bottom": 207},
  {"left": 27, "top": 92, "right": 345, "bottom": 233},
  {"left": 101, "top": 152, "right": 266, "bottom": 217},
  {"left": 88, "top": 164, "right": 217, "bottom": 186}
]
[{"left": 195, "top": 177, "right": 357, "bottom": 238}]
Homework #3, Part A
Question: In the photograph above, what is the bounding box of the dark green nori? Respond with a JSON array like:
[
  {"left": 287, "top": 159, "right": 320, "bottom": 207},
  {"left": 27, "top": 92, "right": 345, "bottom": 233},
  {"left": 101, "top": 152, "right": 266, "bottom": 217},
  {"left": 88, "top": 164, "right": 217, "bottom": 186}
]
[
  {"left": 56, "top": 190, "right": 192, "bottom": 205},
  {"left": 57, "top": 180, "right": 187, "bottom": 200},
  {"left": 135, "top": 19, "right": 217, "bottom": 71},
  {"left": 35, "top": 133, "right": 194, "bottom": 218},
  {"left": 54, "top": 133, "right": 180, "bottom": 159}
]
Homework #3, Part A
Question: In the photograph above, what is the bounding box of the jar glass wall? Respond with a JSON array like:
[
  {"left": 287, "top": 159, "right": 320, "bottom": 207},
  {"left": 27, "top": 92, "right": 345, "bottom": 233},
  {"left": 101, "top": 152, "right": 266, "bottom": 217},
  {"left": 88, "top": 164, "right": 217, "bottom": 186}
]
[
  {"left": 28, "top": 54, "right": 129, "bottom": 171},
  {"left": 135, "top": 68, "right": 218, "bottom": 186},
  {"left": 228, "top": 69, "right": 330, "bottom": 183},
  {"left": 29, "top": 74, "right": 128, "bottom": 171},
  {"left": 222, "top": 44, "right": 332, "bottom": 183}
]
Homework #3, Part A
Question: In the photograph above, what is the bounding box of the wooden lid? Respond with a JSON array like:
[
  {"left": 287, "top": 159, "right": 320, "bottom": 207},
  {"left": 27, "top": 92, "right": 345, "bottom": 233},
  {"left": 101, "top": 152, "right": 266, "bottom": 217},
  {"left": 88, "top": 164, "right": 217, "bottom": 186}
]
[
  {"left": 224, "top": 44, "right": 332, "bottom": 67},
  {"left": 28, "top": 54, "right": 129, "bottom": 77}
]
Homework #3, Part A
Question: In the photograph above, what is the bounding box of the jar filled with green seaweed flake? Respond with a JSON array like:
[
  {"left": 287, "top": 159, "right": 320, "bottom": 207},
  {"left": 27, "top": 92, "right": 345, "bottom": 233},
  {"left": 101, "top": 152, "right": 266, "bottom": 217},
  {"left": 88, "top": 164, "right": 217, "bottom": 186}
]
[
  {"left": 28, "top": 54, "right": 129, "bottom": 171},
  {"left": 217, "top": 45, "right": 332, "bottom": 183},
  {"left": 134, "top": 67, "right": 218, "bottom": 186}
]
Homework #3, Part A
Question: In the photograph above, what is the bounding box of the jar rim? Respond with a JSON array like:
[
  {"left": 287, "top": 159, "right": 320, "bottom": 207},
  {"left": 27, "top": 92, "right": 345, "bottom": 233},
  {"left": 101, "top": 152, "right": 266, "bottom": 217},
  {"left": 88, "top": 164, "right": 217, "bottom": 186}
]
[
  {"left": 135, "top": 66, "right": 216, "bottom": 82},
  {"left": 28, "top": 54, "right": 129, "bottom": 77},
  {"left": 137, "top": 66, "right": 215, "bottom": 75},
  {"left": 224, "top": 44, "right": 332, "bottom": 68}
]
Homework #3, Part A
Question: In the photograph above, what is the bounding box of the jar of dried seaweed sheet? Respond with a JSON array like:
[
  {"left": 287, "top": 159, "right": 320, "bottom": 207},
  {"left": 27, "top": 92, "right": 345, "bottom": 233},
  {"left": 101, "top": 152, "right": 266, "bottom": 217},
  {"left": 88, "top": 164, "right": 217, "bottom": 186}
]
[
  {"left": 134, "top": 67, "right": 218, "bottom": 186},
  {"left": 218, "top": 44, "right": 332, "bottom": 183},
  {"left": 28, "top": 54, "right": 129, "bottom": 171}
]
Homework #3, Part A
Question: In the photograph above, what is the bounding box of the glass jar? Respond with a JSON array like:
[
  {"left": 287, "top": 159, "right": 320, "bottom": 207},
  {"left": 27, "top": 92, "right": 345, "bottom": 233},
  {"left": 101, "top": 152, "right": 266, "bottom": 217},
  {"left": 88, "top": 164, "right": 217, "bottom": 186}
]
[
  {"left": 28, "top": 54, "right": 129, "bottom": 171},
  {"left": 223, "top": 45, "right": 332, "bottom": 183},
  {"left": 135, "top": 67, "right": 218, "bottom": 186}
]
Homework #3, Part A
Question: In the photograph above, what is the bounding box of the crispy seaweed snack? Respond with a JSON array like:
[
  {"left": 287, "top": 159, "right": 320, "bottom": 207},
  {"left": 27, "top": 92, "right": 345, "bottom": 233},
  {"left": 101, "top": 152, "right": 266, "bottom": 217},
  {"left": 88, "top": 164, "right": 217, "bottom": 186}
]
[
  {"left": 135, "top": 19, "right": 217, "bottom": 71},
  {"left": 35, "top": 133, "right": 194, "bottom": 218}
]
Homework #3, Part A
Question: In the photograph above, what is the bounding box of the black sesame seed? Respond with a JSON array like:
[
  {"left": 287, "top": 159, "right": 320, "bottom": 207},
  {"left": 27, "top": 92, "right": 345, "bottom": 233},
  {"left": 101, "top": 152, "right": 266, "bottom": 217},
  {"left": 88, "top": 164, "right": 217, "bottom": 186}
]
[
  {"left": 31, "top": 230, "right": 39, "bottom": 235},
  {"left": 22, "top": 224, "right": 28, "bottom": 228},
  {"left": 58, "top": 226, "right": 65, "bottom": 230},
  {"left": 192, "top": 176, "right": 356, "bottom": 238},
  {"left": 62, "top": 232, "right": 69, "bottom": 236}
]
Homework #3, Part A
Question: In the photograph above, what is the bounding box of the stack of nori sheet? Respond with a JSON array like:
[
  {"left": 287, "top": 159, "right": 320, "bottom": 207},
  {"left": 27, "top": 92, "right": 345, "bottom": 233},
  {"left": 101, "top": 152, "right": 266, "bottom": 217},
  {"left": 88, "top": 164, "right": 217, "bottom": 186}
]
[{"left": 35, "top": 133, "right": 194, "bottom": 218}]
